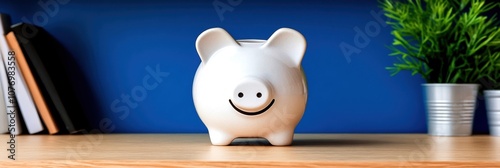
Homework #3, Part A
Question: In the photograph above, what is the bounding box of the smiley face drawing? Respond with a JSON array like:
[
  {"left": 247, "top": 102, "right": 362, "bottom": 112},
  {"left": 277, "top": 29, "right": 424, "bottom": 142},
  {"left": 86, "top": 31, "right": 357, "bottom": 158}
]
[
  {"left": 193, "top": 28, "right": 308, "bottom": 146},
  {"left": 229, "top": 77, "right": 276, "bottom": 116}
]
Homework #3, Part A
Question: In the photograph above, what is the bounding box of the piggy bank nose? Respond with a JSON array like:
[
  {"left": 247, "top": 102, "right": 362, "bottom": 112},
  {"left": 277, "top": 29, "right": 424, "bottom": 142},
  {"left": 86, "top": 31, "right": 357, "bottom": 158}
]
[{"left": 232, "top": 77, "right": 272, "bottom": 111}]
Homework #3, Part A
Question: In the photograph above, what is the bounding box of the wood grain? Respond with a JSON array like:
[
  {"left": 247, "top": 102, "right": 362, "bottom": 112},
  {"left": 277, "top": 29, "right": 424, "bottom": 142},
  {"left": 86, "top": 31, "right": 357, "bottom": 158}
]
[{"left": 0, "top": 134, "right": 499, "bottom": 167}]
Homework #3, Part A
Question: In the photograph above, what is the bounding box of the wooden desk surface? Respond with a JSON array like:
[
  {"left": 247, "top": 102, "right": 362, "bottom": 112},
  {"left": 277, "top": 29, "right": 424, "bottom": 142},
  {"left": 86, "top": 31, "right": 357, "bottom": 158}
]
[{"left": 0, "top": 134, "right": 499, "bottom": 167}]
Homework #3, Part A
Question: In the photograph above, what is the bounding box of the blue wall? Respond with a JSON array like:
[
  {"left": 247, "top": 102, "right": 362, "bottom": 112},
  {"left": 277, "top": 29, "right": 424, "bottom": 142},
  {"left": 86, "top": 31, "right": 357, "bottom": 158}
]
[{"left": 0, "top": 0, "right": 490, "bottom": 133}]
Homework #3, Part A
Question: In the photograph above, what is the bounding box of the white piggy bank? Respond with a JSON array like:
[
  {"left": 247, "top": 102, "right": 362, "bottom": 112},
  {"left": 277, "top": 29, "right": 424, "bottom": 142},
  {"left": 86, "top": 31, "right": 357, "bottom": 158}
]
[{"left": 193, "top": 28, "right": 307, "bottom": 146}]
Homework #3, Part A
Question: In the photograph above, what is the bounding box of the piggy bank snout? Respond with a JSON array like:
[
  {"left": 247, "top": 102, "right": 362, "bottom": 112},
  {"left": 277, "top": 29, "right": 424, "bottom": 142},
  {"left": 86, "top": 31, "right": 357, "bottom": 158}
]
[{"left": 232, "top": 78, "right": 273, "bottom": 111}]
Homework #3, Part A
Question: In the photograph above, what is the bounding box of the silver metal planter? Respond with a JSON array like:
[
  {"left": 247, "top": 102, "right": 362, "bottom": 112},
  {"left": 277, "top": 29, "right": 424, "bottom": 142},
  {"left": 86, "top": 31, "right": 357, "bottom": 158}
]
[
  {"left": 484, "top": 90, "right": 500, "bottom": 136},
  {"left": 422, "top": 84, "right": 479, "bottom": 136}
]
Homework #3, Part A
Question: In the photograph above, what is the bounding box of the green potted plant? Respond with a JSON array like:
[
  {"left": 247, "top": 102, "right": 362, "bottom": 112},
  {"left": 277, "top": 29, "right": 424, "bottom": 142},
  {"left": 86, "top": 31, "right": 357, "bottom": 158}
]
[
  {"left": 481, "top": 53, "right": 500, "bottom": 136},
  {"left": 380, "top": 0, "right": 500, "bottom": 136}
]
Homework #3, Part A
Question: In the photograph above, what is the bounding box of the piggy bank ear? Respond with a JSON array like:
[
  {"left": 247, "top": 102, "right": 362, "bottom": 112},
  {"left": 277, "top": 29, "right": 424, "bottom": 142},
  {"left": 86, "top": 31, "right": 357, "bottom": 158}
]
[
  {"left": 262, "top": 28, "right": 306, "bottom": 66},
  {"left": 196, "top": 28, "right": 239, "bottom": 64}
]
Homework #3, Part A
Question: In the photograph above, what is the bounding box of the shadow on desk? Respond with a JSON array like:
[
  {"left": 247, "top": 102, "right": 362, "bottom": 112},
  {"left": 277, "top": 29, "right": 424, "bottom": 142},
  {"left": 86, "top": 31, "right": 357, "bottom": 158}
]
[
  {"left": 293, "top": 139, "right": 390, "bottom": 146},
  {"left": 229, "top": 138, "right": 389, "bottom": 146}
]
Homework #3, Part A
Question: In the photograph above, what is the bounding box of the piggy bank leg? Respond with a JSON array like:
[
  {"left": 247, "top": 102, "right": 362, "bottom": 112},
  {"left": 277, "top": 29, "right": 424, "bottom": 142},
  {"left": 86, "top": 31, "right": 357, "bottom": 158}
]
[
  {"left": 265, "top": 130, "right": 294, "bottom": 146},
  {"left": 208, "top": 129, "right": 235, "bottom": 145}
]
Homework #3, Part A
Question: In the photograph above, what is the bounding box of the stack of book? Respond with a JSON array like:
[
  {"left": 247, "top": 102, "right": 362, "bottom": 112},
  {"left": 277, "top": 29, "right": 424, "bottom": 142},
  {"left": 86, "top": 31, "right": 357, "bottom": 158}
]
[{"left": 0, "top": 14, "right": 88, "bottom": 135}]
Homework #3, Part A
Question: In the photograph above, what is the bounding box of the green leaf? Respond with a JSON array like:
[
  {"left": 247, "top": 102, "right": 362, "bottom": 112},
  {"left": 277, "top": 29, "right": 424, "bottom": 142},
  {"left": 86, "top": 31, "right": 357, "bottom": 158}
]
[{"left": 379, "top": 0, "right": 500, "bottom": 87}]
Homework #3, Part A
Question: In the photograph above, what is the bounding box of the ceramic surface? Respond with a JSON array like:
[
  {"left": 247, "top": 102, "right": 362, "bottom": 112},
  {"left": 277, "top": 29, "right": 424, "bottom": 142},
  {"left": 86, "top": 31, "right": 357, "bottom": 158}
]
[{"left": 193, "top": 28, "right": 307, "bottom": 145}]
